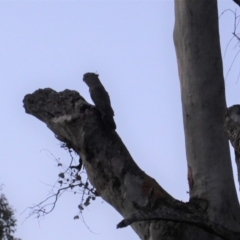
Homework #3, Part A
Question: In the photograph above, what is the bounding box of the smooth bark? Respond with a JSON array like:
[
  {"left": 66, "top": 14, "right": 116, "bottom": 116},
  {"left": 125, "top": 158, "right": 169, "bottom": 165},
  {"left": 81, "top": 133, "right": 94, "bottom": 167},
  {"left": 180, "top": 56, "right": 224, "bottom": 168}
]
[{"left": 173, "top": 0, "right": 240, "bottom": 230}]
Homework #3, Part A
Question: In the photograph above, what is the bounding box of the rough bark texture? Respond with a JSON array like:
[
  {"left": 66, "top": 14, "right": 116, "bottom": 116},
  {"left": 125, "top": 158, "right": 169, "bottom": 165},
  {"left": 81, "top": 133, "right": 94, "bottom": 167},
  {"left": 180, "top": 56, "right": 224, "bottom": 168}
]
[
  {"left": 23, "top": 86, "right": 240, "bottom": 240},
  {"left": 173, "top": 0, "right": 240, "bottom": 231},
  {"left": 225, "top": 105, "right": 240, "bottom": 189}
]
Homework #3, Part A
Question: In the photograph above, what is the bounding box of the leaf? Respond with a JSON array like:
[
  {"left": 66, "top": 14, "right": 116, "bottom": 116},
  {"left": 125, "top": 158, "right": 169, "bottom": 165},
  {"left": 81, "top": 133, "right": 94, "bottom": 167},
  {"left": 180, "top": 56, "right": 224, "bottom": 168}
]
[
  {"left": 78, "top": 204, "right": 84, "bottom": 211},
  {"left": 84, "top": 196, "right": 91, "bottom": 206},
  {"left": 58, "top": 173, "right": 65, "bottom": 179},
  {"left": 76, "top": 175, "right": 81, "bottom": 181}
]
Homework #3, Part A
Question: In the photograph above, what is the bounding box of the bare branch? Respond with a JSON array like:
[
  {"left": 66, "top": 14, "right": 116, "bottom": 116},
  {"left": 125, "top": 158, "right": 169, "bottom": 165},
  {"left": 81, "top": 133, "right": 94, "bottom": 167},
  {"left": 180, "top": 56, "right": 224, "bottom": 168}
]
[{"left": 117, "top": 208, "right": 240, "bottom": 240}]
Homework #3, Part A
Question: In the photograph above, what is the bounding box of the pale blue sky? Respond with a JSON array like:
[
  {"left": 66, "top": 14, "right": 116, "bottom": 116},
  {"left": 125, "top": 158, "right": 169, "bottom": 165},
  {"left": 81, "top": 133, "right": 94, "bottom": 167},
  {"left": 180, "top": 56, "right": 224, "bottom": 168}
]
[{"left": 0, "top": 1, "right": 240, "bottom": 240}]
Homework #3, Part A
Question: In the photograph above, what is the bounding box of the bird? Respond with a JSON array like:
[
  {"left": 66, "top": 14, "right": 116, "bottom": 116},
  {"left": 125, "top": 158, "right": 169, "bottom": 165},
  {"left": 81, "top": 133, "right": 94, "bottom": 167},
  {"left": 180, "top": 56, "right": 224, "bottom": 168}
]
[{"left": 83, "top": 73, "right": 116, "bottom": 130}]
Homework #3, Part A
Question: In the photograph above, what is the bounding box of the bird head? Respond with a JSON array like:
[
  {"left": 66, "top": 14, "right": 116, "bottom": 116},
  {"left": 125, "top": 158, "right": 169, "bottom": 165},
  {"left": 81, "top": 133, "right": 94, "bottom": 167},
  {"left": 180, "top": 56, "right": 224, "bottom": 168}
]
[{"left": 83, "top": 73, "right": 100, "bottom": 87}]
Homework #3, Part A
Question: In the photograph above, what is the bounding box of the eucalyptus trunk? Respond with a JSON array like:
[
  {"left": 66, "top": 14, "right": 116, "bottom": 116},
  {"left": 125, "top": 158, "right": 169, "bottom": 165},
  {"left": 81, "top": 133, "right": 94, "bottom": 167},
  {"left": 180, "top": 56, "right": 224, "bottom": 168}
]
[{"left": 173, "top": 0, "right": 240, "bottom": 230}]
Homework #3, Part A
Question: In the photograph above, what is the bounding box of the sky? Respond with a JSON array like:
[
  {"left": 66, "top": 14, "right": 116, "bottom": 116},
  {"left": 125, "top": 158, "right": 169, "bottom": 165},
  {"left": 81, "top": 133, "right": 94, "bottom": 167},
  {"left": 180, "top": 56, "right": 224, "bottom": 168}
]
[{"left": 1, "top": 1, "right": 240, "bottom": 240}]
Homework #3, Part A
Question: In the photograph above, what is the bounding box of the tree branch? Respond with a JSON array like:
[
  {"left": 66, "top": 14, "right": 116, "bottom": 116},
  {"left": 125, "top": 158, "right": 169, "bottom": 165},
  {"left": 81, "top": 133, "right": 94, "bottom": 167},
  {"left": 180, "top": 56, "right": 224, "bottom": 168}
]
[
  {"left": 23, "top": 87, "right": 175, "bottom": 238},
  {"left": 117, "top": 206, "right": 240, "bottom": 240},
  {"left": 23, "top": 87, "right": 240, "bottom": 239}
]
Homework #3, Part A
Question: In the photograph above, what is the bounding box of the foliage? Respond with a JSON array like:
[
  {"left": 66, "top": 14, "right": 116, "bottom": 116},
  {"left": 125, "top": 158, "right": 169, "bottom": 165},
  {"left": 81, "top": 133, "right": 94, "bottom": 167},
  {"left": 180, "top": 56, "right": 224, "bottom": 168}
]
[
  {"left": 0, "top": 192, "right": 21, "bottom": 240},
  {"left": 27, "top": 147, "right": 98, "bottom": 221}
]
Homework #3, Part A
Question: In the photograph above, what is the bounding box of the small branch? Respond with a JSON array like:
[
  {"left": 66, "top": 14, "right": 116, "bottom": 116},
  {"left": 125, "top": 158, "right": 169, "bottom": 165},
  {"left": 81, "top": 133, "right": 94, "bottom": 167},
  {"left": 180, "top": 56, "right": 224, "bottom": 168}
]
[
  {"left": 28, "top": 184, "right": 79, "bottom": 218},
  {"left": 117, "top": 209, "right": 240, "bottom": 240},
  {"left": 25, "top": 147, "right": 98, "bottom": 220}
]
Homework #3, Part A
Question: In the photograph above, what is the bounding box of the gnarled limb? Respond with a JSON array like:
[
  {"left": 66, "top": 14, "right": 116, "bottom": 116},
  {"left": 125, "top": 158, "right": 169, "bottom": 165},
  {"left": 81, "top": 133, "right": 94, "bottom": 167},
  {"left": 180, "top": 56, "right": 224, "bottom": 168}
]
[{"left": 23, "top": 87, "right": 240, "bottom": 240}]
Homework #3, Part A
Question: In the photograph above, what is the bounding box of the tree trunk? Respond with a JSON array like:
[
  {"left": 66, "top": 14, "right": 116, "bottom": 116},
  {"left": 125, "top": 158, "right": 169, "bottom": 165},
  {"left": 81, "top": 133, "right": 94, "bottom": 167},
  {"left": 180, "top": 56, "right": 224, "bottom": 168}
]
[
  {"left": 22, "top": 1, "right": 240, "bottom": 239},
  {"left": 173, "top": 0, "right": 240, "bottom": 230}
]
